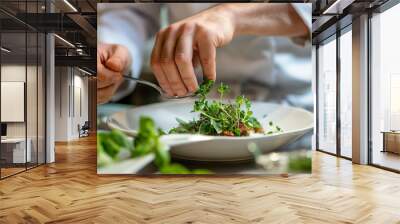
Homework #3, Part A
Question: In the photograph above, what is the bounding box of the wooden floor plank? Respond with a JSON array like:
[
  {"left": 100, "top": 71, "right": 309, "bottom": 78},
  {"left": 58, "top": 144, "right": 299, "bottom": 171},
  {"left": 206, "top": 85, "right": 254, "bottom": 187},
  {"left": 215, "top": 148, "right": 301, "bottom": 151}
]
[{"left": 0, "top": 135, "right": 400, "bottom": 224}]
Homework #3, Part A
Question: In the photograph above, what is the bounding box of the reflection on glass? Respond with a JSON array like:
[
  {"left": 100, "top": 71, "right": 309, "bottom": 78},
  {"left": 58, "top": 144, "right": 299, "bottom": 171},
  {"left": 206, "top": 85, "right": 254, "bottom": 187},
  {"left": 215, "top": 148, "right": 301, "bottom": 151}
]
[
  {"left": 318, "top": 38, "right": 337, "bottom": 154},
  {"left": 1, "top": 31, "right": 27, "bottom": 177},
  {"left": 27, "top": 32, "right": 38, "bottom": 169},
  {"left": 390, "top": 75, "right": 400, "bottom": 130},
  {"left": 0, "top": 0, "right": 47, "bottom": 179},
  {"left": 371, "top": 4, "right": 400, "bottom": 171},
  {"left": 340, "top": 30, "right": 352, "bottom": 158}
]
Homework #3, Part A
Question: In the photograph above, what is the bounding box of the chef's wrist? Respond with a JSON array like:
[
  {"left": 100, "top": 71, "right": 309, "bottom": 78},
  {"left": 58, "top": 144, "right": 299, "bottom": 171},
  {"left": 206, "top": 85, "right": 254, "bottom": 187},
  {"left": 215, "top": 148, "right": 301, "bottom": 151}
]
[
  {"left": 211, "top": 4, "right": 240, "bottom": 37},
  {"left": 216, "top": 3, "right": 253, "bottom": 37}
]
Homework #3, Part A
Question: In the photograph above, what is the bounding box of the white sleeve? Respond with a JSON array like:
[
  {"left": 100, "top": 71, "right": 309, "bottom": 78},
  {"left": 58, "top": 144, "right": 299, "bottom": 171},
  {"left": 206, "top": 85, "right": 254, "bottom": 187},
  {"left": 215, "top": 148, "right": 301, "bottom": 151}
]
[
  {"left": 98, "top": 3, "right": 161, "bottom": 101},
  {"left": 290, "top": 3, "right": 312, "bottom": 46}
]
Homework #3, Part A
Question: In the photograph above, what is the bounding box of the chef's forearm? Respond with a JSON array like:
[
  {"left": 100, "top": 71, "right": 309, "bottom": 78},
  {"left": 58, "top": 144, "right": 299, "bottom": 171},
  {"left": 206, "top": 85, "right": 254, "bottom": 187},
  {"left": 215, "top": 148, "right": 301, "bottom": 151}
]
[{"left": 217, "top": 3, "right": 309, "bottom": 38}]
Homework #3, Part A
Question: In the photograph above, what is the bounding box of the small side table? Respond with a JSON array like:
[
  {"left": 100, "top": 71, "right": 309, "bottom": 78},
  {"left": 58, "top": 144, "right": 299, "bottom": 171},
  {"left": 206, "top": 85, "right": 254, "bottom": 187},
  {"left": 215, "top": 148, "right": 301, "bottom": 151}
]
[{"left": 381, "top": 131, "right": 400, "bottom": 155}]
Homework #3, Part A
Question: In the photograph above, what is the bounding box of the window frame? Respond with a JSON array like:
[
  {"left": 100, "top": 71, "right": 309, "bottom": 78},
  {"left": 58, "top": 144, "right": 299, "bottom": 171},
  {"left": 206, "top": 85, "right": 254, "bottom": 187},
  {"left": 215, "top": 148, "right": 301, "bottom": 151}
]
[
  {"left": 315, "top": 23, "right": 353, "bottom": 161},
  {"left": 314, "top": 0, "right": 400, "bottom": 173},
  {"left": 367, "top": 0, "right": 400, "bottom": 173},
  {"left": 0, "top": 0, "right": 48, "bottom": 180}
]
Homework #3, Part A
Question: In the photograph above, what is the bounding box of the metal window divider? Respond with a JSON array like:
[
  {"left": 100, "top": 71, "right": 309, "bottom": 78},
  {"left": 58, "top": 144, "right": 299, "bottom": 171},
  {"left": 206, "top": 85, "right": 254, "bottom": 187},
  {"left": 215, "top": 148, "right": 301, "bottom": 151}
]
[{"left": 336, "top": 23, "right": 342, "bottom": 158}]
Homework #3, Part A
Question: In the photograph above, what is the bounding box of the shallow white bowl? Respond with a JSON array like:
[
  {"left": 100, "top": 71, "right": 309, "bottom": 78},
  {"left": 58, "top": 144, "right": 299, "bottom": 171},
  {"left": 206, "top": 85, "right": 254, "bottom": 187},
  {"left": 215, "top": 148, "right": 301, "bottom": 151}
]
[{"left": 107, "top": 100, "right": 313, "bottom": 161}]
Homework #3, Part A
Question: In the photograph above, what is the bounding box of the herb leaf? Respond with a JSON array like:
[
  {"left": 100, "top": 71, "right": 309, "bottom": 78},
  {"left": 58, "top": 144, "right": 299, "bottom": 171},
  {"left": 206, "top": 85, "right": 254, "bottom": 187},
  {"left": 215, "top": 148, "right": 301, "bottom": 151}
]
[{"left": 170, "top": 80, "right": 265, "bottom": 136}]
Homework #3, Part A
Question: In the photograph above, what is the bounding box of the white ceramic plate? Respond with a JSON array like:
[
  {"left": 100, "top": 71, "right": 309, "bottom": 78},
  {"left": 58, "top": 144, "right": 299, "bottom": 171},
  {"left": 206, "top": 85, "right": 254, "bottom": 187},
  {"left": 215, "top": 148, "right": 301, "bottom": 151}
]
[{"left": 107, "top": 100, "right": 313, "bottom": 161}]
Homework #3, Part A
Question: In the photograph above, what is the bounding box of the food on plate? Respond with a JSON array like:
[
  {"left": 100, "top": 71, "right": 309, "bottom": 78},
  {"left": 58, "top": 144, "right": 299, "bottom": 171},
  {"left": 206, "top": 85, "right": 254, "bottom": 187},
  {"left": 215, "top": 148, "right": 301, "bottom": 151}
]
[
  {"left": 169, "top": 80, "right": 282, "bottom": 136},
  {"left": 98, "top": 117, "right": 211, "bottom": 174}
]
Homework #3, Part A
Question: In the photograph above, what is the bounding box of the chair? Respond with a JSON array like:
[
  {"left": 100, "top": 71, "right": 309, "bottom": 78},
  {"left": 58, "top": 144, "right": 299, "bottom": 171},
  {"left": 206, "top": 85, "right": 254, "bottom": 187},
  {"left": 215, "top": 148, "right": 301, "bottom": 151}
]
[{"left": 78, "top": 121, "right": 90, "bottom": 138}]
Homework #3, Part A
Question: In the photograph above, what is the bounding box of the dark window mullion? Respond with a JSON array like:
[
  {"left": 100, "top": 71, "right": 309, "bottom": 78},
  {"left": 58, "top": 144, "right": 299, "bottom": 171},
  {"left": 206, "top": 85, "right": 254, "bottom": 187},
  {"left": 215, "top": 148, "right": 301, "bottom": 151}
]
[
  {"left": 25, "top": 0, "right": 28, "bottom": 171},
  {"left": 367, "top": 11, "right": 373, "bottom": 165},
  {"left": 316, "top": 44, "right": 320, "bottom": 150},
  {"left": 44, "top": 0, "right": 48, "bottom": 165},
  {"left": 336, "top": 27, "right": 341, "bottom": 157},
  {"left": 36, "top": 0, "right": 39, "bottom": 168}
]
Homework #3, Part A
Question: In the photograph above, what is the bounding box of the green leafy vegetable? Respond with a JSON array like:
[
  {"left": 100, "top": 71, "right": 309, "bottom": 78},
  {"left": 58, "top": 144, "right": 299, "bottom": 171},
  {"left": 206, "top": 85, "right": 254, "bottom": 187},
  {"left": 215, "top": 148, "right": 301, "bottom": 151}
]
[
  {"left": 170, "top": 80, "right": 266, "bottom": 136},
  {"left": 288, "top": 155, "right": 312, "bottom": 173},
  {"left": 98, "top": 116, "right": 212, "bottom": 174},
  {"left": 132, "top": 117, "right": 160, "bottom": 157},
  {"left": 97, "top": 136, "right": 113, "bottom": 166},
  {"left": 98, "top": 129, "right": 132, "bottom": 159}
]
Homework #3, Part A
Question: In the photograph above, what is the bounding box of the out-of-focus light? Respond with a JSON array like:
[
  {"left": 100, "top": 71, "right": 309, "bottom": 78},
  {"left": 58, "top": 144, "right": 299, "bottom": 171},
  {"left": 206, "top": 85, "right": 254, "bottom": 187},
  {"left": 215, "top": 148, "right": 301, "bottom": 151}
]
[
  {"left": 54, "top": 34, "right": 75, "bottom": 48},
  {"left": 1, "top": 47, "right": 11, "bottom": 53},
  {"left": 78, "top": 67, "right": 93, "bottom": 76},
  {"left": 323, "top": 0, "right": 354, "bottom": 15},
  {"left": 63, "top": 0, "right": 78, "bottom": 12}
]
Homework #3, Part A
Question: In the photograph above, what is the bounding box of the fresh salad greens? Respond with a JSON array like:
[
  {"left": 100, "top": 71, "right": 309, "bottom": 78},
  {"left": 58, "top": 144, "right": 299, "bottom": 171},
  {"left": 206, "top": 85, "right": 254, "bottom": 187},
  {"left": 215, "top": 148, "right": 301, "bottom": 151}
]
[
  {"left": 288, "top": 154, "right": 312, "bottom": 173},
  {"left": 97, "top": 129, "right": 133, "bottom": 167},
  {"left": 169, "top": 80, "right": 282, "bottom": 136},
  {"left": 97, "top": 116, "right": 211, "bottom": 174}
]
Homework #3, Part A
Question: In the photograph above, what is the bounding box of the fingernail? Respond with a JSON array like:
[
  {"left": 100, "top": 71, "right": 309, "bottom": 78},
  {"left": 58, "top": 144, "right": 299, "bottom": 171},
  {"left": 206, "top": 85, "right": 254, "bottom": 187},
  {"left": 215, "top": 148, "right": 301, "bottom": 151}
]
[{"left": 189, "top": 86, "right": 197, "bottom": 93}]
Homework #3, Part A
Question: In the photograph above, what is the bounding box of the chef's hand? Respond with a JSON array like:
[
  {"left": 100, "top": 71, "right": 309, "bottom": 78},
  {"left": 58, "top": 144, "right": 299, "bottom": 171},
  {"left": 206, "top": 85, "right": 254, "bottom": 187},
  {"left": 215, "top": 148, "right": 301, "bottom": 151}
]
[
  {"left": 150, "top": 5, "right": 235, "bottom": 97},
  {"left": 150, "top": 3, "right": 308, "bottom": 97},
  {"left": 97, "top": 43, "right": 131, "bottom": 104}
]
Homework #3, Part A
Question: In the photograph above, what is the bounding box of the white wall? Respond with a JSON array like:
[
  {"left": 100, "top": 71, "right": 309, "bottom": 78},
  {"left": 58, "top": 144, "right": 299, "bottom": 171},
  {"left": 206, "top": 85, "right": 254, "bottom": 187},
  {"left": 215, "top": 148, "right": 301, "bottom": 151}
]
[
  {"left": 1, "top": 65, "right": 40, "bottom": 138},
  {"left": 54, "top": 66, "right": 70, "bottom": 141},
  {"left": 1, "top": 66, "right": 26, "bottom": 140},
  {"left": 54, "top": 67, "right": 89, "bottom": 141}
]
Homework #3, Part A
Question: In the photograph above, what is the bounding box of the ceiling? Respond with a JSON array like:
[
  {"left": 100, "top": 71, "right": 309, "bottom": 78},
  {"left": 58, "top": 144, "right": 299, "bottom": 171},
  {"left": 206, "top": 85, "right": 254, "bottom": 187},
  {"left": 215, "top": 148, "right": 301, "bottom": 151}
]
[
  {"left": 0, "top": 0, "right": 96, "bottom": 73},
  {"left": 312, "top": 0, "right": 392, "bottom": 44}
]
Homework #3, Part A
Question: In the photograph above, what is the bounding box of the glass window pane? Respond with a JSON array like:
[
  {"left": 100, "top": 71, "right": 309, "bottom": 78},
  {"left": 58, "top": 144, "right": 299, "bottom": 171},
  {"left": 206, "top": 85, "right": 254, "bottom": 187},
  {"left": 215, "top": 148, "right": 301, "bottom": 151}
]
[
  {"left": 318, "top": 37, "right": 337, "bottom": 154},
  {"left": 340, "top": 29, "right": 352, "bottom": 158},
  {"left": 1, "top": 31, "right": 28, "bottom": 177},
  {"left": 371, "top": 3, "right": 400, "bottom": 171},
  {"left": 26, "top": 0, "right": 41, "bottom": 168},
  {"left": 0, "top": 0, "right": 46, "bottom": 179},
  {"left": 27, "top": 31, "right": 38, "bottom": 169}
]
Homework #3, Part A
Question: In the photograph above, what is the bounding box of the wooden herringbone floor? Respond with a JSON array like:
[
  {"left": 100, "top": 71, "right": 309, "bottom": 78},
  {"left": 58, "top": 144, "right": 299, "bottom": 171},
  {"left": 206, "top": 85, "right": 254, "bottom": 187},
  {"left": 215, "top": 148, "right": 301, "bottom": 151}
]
[{"left": 0, "top": 135, "right": 400, "bottom": 224}]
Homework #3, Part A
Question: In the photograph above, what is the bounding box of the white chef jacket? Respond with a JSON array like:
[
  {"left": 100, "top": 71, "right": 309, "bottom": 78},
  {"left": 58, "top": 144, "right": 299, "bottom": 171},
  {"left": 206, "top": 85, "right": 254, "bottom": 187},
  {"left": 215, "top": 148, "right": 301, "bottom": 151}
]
[{"left": 98, "top": 3, "right": 312, "bottom": 109}]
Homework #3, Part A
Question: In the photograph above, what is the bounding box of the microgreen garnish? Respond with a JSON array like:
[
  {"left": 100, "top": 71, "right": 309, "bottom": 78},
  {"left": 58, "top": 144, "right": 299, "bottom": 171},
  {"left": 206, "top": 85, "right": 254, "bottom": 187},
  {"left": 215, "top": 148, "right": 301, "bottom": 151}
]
[
  {"left": 169, "top": 80, "right": 265, "bottom": 136},
  {"left": 265, "top": 121, "right": 283, "bottom": 135}
]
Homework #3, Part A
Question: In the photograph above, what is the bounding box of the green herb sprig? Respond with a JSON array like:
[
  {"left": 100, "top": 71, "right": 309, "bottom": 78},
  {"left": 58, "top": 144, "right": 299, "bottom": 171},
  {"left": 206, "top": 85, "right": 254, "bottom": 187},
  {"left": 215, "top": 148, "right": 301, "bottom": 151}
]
[{"left": 169, "top": 80, "right": 264, "bottom": 136}]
